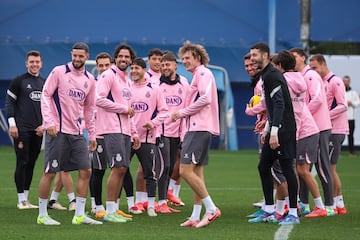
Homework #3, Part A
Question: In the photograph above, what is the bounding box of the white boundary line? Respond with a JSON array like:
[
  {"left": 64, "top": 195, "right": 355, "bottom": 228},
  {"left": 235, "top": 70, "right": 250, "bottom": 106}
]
[{"left": 274, "top": 225, "right": 294, "bottom": 240}]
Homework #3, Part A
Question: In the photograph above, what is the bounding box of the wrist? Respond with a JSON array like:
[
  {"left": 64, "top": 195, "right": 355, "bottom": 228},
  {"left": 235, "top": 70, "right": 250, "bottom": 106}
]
[
  {"left": 8, "top": 117, "right": 16, "bottom": 127},
  {"left": 270, "top": 126, "right": 279, "bottom": 136}
]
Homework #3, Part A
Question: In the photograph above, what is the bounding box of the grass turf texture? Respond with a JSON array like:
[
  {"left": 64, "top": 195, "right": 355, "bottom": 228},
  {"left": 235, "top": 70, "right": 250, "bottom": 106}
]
[{"left": 0, "top": 146, "right": 359, "bottom": 240}]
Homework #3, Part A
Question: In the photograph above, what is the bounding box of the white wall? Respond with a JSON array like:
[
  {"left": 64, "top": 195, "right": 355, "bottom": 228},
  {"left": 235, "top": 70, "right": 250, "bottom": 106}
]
[{"left": 323, "top": 55, "right": 360, "bottom": 146}]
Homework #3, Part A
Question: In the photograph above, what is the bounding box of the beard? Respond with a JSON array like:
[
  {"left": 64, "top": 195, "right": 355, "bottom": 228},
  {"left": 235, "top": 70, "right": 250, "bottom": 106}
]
[{"left": 72, "top": 61, "right": 85, "bottom": 70}]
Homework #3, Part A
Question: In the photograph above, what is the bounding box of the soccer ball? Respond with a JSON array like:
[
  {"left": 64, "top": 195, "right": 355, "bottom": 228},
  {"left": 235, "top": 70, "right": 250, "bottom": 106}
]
[{"left": 248, "top": 95, "right": 261, "bottom": 107}]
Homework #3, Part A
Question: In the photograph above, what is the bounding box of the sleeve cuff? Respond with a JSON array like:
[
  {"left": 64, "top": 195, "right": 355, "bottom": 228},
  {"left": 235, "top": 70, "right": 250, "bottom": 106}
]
[
  {"left": 8, "top": 117, "right": 16, "bottom": 127},
  {"left": 270, "top": 126, "right": 279, "bottom": 136}
]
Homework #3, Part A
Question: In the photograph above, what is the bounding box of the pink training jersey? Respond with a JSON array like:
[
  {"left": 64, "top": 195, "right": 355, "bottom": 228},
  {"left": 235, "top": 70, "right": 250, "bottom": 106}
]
[
  {"left": 146, "top": 69, "right": 161, "bottom": 86},
  {"left": 244, "top": 77, "right": 267, "bottom": 134},
  {"left": 130, "top": 78, "right": 169, "bottom": 144},
  {"left": 159, "top": 75, "right": 189, "bottom": 139},
  {"left": 41, "top": 63, "right": 96, "bottom": 141},
  {"left": 179, "top": 65, "right": 220, "bottom": 136},
  {"left": 284, "top": 72, "right": 319, "bottom": 140},
  {"left": 95, "top": 65, "right": 138, "bottom": 138},
  {"left": 301, "top": 65, "right": 332, "bottom": 132},
  {"left": 322, "top": 72, "right": 349, "bottom": 135}
]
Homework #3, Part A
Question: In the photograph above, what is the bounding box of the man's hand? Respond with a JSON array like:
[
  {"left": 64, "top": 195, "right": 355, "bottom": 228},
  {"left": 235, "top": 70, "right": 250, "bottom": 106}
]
[
  {"left": 269, "top": 135, "right": 280, "bottom": 149},
  {"left": 128, "top": 107, "right": 135, "bottom": 118},
  {"left": 89, "top": 140, "right": 97, "bottom": 151},
  {"left": 35, "top": 125, "right": 44, "bottom": 137},
  {"left": 172, "top": 111, "right": 180, "bottom": 122},
  {"left": 47, "top": 126, "right": 58, "bottom": 137},
  {"left": 132, "top": 136, "right": 141, "bottom": 150},
  {"left": 9, "top": 126, "right": 18, "bottom": 139},
  {"left": 142, "top": 122, "right": 154, "bottom": 129}
]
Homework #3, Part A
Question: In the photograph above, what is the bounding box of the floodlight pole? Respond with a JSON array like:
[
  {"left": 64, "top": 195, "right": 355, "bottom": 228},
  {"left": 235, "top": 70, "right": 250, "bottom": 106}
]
[
  {"left": 268, "top": 0, "right": 276, "bottom": 53},
  {"left": 301, "top": 0, "right": 311, "bottom": 56}
]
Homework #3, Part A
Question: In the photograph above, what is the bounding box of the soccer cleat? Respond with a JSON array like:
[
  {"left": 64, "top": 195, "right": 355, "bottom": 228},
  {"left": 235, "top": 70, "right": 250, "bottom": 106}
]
[
  {"left": 129, "top": 205, "right": 143, "bottom": 214},
  {"left": 72, "top": 214, "right": 103, "bottom": 225},
  {"left": 246, "top": 208, "right": 264, "bottom": 218},
  {"left": 17, "top": 201, "right": 30, "bottom": 210},
  {"left": 279, "top": 214, "right": 300, "bottom": 225},
  {"left": 116, "top": 213, "right": 132, "bottom": 222},
  {"left": 135, "top": 202, "right": 145, "bottom": 212},
  {"left": 252, "top": 198, "right": 265, "bottom": 208},
  {"left": 171, "top": 200, "right": 185, "bottom": 207},
  {"left": 48, "top": 201, "right": 66, "bottom": 210},
  {"left": 26, "top": 201, "right": 39, "bottom": 209},
  {"left": 37, "top": 215, "right": 61, "bottom": 225},
  {"left": 95, "top": 209, "right": 106, "bottom": 219},
  {"left": 147, "top": 207, "right": 157, "bottom": 217},
  {"left": 143, "top": 201, "right": 158, "bottom": 210},
  {"left": 195, "top": 208, "right": 221, "bottom": 228},
  {"left": 336, "top": 207, "right": 347, "bottom": 215},
  {"left": 180, "top": 219, "right": 200, "bottom": 227},
  {"left": 103, "top": 213, "right": 127, "bottom": 223},
  {"left": 326, "top": 208, "right": 335, "bottom": 217},
  {"left": 167, "top": 189, "right": 181, "bottom": 205},
  {"left": 305, "top": 207, "right": 328, "bottom": 218},
  {"left": 156, "top": 203, "right": 181, "bottom": 213},
  {"left": 248, "top": 211, "right": 278, "bottom": 223},
  {"left": 68, "top": 201, "right": 76, "bottom": 211},
  {"left": 116, "top": 210, "right": 133, "bottom": 218},
  {"left": 302, "top": 207, "right": 311, "bottom": 216}
]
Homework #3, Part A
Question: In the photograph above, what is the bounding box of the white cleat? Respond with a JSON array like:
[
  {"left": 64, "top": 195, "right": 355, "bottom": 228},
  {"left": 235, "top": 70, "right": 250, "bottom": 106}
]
[{"left": 37, "top": 215, "right": 61, "bottom": 225}]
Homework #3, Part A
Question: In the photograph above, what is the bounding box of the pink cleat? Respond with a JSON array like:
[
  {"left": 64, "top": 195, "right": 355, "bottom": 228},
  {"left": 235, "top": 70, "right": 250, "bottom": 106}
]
[
  {"left": 180, "top": 219, "right": 200, "bottom": 227},
  {"left": 195, "top": 208, "right": 221, "bottom": 228}
]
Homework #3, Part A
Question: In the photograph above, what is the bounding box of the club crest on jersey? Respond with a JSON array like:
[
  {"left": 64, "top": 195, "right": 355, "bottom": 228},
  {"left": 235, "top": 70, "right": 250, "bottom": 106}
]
[
  {"left": 166, "top": 95, "right": 182, "bottom": 106},
  {"left": 84, "top": 81, "right": 88, "bottom": 89},
  {"left": 68, "top": 88, "right": 85, "bottom": 101},
  {"left": 131, "top": 102, "right": 149, "bottom": 112},
  {"left": 26, "top": 84, "right": 32, "bottom": 89},
  {"left": 146, "top": 91, "right": 151, "bottom": 98},
  {"left": 29, "top": 91, "right": 42, "bottom": 101},
  {"left": 178, "top": 88, "right": 182, "bottom": 94},
  {"left": 122, "top": 88, "right": 132, "bottom": 100}
]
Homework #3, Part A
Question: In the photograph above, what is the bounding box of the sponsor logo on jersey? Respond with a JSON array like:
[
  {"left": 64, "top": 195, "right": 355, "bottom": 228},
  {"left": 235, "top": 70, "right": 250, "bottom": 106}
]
[
  {"left": 131, "top": 102, "right": 149, "bottom": 112},
  {"left": 165, "top": 95, "right": 182, "bottom": 106},
  {"left": 122, "top": 88, "right": 132, "bottom": 100},
  {"left": 68, "top": 88, "right": 85, "bottom": 101},
  {"left": 29, "top": 91, "right": 42, "bottom": 101}
]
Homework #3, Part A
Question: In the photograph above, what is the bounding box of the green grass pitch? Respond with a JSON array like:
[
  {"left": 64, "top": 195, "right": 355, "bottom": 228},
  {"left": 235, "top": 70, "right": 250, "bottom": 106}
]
[{"left": 0, "top": 146, "right": 359, "bottom": 240}]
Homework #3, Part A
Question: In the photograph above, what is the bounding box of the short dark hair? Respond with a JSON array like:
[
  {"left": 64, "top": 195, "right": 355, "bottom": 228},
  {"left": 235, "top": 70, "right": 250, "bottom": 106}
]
[
  {"left": 72, "top": 42, "right": 89, "bottom": 52},
  {"left": 113, "top": 43, "right": 136, "bottom": 61},
  {"left": 289, "top": 47, "right": 308, "bottom": 62},
  {"left": 148, "top": 48, "right": 163, "bottom": 58},
  {"left": 243, "top": 53, "right": 251, "bottom": 60},
  {"left": 95, "top": 52, "right": 112, "bottom": 64},
  {"left": 131, "top": 58, "right": 147, "bottom": 69},
  {"left": 161, "top": 51, "right": 177, "bottom": 62},
  {"left": 271, "top": 50, "right": 296, "bottom": 71},
  {"left": 26, "top": 50, "right": 41, "bottom": 60},
  {"left": 250, "top": 42, "right": 269, "bottom": 55},
  {"left": 309, "top": 53, "right": 326, "bottom": 64}
]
